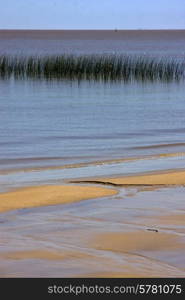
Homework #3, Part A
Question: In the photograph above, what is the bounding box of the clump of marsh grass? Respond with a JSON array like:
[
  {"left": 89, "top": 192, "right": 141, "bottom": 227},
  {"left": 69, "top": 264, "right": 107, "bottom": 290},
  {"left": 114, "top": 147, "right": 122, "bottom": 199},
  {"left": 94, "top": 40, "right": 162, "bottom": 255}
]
[{"left": 0, "top": 54, "right": 184, "bottom": 81}]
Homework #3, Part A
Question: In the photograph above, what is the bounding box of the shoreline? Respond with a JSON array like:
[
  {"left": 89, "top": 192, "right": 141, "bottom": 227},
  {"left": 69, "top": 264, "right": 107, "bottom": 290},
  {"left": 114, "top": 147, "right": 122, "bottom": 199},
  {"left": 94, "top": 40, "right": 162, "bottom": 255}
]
[
  {"left": 0, "top": 168, "right": 185, "bottom": 213},
  {"left": 71, "top": 169, "right": 185, "bottom": 186},
  {"left": 0, "top": 151, "right": 185, "bottom": 175}
]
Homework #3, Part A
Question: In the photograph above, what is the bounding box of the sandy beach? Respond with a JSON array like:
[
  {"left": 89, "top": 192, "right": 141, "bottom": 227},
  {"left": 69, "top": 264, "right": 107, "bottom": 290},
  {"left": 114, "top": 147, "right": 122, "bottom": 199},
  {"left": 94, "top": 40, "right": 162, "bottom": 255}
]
[
  {"left": 0, "top": 184, "right": 117, "bottom": 213},
  {"left": 0, "top": 181, "right": 185, "bottom": 278},
  {"left": 92, "top": 231, "right": 184, "bottom": 253},
  {"left": 0, "top": 168, "right": 185, "bottom": 277}
]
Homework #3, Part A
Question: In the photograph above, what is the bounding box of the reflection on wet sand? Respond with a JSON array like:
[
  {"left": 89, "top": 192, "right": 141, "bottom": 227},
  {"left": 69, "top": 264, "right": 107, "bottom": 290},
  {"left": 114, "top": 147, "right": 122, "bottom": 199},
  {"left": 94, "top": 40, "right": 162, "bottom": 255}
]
[
  {"left": 92, "top": 231, "right": 182, "bottom": 252},
  {"left": 0, "top": 250, "right": 94, "bottom": 261},
  {"left": 0, "top": 185, "right": 185, "bottom": 277}
]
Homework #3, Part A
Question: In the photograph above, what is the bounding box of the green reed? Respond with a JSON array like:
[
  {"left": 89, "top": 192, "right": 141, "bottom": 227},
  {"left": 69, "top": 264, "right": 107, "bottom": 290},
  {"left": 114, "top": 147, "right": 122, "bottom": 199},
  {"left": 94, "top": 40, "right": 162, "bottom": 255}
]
[{"left": 0, "top": 54, "right": 184, "bottom": 81}]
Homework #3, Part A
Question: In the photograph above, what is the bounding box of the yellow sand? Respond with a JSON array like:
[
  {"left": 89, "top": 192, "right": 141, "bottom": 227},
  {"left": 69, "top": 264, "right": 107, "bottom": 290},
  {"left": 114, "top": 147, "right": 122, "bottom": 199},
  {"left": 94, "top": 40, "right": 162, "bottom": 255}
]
[
  {"left": 0, "top": 249, "right": 93, "bottom": 261},
  {"left": 0, "top": 185, "right": 117, "bottom": 213},
  {"left": 1, "top": 250, "right": 67, "bottom": 261},
  {"left": 95, "top": 169, "right": 185, "bottom": 185},
  {"left": 156, "top": 214, "right": 185, "bottom": 226},
  {"left": 93, "top": 231, "right": 183, "bottom": 253}
]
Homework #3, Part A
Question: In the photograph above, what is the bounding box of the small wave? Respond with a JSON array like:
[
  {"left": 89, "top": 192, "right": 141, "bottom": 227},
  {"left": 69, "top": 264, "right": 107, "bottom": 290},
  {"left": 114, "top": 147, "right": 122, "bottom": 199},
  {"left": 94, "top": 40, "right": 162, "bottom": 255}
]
[
  {"left": 1, "top": 152, "right": 185, "bottom": 175},
  {"left": 133, "top": 143, "right": 185, "bottom": 150}
]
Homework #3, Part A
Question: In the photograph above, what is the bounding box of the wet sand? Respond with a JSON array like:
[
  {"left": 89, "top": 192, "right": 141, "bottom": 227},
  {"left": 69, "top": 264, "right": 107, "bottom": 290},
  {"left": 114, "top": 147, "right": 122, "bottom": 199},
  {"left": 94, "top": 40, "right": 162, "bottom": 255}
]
[
  {"left": 0, "top": 169, "right": 185, "bottom": 277},
  {"left": 0, "top": 250, "right": 93, "bottom": 261},
  {"left": 157, "top": 214, "right": 185, "bottom": 226},
  {"left": 0, "top": 184, "right": 117, "bottom": 213},
  {"left": 92, "top": 231, "right": 183, "bottom": 253},
  {"left": 0, "top": 185, "right": 185, "bottom": 277}
]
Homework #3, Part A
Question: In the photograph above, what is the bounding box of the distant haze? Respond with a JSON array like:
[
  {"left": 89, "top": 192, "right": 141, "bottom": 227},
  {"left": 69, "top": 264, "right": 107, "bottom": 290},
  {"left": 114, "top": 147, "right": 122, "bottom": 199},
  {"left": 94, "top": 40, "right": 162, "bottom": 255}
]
[{"left": 0, "top": 0, "right": 184, "bottom": 30}]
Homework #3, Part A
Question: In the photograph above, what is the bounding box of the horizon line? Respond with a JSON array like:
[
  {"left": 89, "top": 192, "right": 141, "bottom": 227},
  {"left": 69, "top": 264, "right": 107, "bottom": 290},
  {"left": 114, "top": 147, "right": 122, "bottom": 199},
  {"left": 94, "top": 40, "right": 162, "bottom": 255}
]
[{"left": 0, "top": 28, "right": 185, "bottom": 31}]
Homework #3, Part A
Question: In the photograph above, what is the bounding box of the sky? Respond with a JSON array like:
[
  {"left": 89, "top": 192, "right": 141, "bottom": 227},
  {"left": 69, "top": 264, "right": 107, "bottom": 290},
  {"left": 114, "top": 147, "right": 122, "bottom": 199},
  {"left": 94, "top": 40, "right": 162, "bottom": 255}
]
[{"left": 0, "top": 0, "right": 184, "bottom": 29}]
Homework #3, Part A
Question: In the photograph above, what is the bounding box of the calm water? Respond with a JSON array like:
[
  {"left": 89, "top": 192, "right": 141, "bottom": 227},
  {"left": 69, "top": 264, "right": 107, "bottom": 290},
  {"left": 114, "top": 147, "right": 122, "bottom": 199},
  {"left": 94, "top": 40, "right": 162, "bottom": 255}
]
[
  {"left": 0, "top": 80, "right": 185, "bottom": 167},
  {"left": 0, "top": 30, "right": 185, "bottom": 189},
  {"left": 0, "top": 30, "right": 185, "bottom": 56}
]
